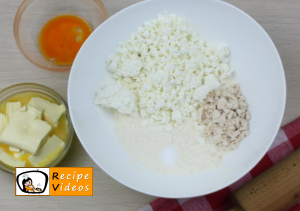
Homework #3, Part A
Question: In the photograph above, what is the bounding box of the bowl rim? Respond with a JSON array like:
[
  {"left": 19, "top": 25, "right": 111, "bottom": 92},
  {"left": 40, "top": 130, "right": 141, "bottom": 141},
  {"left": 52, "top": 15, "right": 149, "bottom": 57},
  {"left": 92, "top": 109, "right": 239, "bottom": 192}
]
[
  {"left": 68, "top": 0, "right": 286, "bottom": 198},
  {"left": 13, "top": 0, "right": 108, "bottom": 72},
  {"left": 0, "top": 83, "right": 74, "bottom": 173}
]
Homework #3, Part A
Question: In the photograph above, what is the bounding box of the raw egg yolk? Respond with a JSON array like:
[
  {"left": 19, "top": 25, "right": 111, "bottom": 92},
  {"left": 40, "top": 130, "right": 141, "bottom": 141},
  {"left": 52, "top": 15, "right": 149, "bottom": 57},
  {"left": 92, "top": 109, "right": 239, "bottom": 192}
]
[{"left": 38, "top": 15, "right": 92, "bottom": 66}]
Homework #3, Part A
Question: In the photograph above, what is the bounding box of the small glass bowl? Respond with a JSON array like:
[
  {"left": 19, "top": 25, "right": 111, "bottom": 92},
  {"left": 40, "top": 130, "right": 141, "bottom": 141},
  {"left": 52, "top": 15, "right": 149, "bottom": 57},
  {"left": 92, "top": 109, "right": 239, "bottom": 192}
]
[
  {"left": 0, "top": 83, "right": 74, "bottom": 173},
  {"left": 14, "top": 0, "right": 108, "bottom": 72}
]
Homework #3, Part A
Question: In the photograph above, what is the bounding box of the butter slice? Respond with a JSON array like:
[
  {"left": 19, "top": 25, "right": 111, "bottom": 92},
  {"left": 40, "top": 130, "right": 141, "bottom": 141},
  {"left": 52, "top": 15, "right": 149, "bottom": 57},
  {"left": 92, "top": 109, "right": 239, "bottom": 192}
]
[
  {"left": 27, "top": 105, "right": 43, "bottom": 120},
  {"left": 0, "top": 147, "right": 25, "bottom": 167},
  {"left": 18, "top": 105, "right": 27, "bottom": 112},
  {"left": 0, "top": 113, "right": 7, "bottom": 135},
  {"left": 18, "top": 105, "right": 43, "bottom": 120},
  {"left": 29, "top": 135, "right": 65, "bottom": 167},
  {"left": 29, "top": 97, "right": 66, "bottom": 127},
  {"left": 9, "top": 146, "right": 20, "bottom": 152},
  {"left": 14, "top": 150, "right": 26, "bottom": 159},
  {"left": 0, "top": 111, "right": 52, "bottom": 155},
  {"left": 6, "top": 102, "right": 21, "bottom": 122}
]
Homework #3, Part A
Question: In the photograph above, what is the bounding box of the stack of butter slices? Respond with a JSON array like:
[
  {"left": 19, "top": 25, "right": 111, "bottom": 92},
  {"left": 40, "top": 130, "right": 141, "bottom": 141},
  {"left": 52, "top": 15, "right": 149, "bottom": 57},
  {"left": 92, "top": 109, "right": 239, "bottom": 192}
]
[{"left": 0, "top": 97, "right": 66, "bottom": 168}]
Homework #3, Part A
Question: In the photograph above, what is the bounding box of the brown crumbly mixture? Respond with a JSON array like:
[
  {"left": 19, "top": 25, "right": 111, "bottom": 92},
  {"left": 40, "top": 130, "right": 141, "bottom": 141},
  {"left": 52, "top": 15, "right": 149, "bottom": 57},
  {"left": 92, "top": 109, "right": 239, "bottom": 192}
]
[{"left": 199, "top": 84, "right": 250, "bottom": 151}]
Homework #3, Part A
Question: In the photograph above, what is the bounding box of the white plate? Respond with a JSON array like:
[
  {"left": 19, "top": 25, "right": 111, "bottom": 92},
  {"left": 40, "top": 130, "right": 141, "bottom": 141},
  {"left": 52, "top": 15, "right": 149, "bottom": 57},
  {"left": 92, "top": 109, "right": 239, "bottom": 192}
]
[{"left": 68, "top": 0, "right": 286, "bottom": 198}]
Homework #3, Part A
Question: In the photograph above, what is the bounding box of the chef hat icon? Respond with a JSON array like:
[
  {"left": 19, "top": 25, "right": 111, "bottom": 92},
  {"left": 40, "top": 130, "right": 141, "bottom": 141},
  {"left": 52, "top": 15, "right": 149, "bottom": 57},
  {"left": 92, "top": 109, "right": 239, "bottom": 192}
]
[{"left": 22, "top": 173, "right": 29, "bottom": 180}]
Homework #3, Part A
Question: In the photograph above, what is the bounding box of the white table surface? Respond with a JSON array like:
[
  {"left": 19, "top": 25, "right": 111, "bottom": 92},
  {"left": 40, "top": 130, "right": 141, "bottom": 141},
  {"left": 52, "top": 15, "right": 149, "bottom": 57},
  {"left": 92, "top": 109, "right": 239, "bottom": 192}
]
[{"left": 0, "top": 0, "right": 299, "bottom": 210}]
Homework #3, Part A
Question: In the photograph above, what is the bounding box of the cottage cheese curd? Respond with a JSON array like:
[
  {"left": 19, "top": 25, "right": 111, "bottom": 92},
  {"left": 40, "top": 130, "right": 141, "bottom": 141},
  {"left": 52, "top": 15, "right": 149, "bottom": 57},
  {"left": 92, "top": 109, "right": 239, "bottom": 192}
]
[
  {"left": 94, "top": 84, "right": 138, "bottom": 115},
  {"left": 95, "top": 14, "right": 233, "bottom": 129}
]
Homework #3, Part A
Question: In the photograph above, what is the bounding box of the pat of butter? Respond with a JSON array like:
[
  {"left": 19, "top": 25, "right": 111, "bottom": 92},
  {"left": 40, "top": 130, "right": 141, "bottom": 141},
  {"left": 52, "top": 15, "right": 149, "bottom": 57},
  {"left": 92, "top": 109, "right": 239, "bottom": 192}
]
[
  {"left": 29, "top": 135, "right": 65, "bottom": 167},
  {"left": 9, "top": 146, "right": 20, "bottom": 152},
  {"left": 0, "top": 111, "right": 52, "bottom": 155},
  {"left": 0, "top": 147, "right": 25, "bottom": 167},
  {"left": 0, "top": 113, "right": 7, "bottom": 135},
  {"left": 14, "top": 150, "right": 26, "bottom": 159},
  {"left": 19, "top": 105, "right": 43, "bottom": 120},
  {"left": 29, "top": 97, "right": 66, "bottom": 127},
  {"left": 18, "top": 105, "right": 27, "bottom": 112},
  {"left": 6, "top": 102, "right": 21, "bottom": 122},
  {"left": 27, "top": 105, "right": 43, "bottom": 120}
]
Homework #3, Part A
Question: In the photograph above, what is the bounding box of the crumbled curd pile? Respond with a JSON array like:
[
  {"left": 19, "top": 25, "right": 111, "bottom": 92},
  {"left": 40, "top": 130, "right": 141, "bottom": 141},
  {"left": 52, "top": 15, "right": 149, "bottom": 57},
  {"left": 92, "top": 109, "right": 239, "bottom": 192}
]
[{"left": 95, "top": 14, "right": 234, "bottom": 130}]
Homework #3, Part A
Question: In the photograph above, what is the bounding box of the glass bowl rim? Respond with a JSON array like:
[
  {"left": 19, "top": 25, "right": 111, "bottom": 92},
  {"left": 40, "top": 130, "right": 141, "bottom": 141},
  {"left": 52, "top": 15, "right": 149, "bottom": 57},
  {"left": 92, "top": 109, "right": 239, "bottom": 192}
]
[{"left": 13, "top": 0, "right": 108, "bottom": 72}]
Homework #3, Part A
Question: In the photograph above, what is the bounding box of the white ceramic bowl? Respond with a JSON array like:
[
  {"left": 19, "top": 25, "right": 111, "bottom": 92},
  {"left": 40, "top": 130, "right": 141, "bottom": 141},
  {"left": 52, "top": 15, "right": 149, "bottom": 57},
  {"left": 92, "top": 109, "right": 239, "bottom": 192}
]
[{"left": 68, "top": 0, "right": 286, "bottom": 198}]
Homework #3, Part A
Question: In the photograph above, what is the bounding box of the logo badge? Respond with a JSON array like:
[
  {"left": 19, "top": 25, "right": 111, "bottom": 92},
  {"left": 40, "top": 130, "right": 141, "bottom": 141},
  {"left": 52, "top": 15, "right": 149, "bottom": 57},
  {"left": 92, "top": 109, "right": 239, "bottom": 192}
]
[
  {"left": 16, "top": 168, "right": 50, "bottom": 195},
  {"left": 16, "top": 167, "right": 93, "bottom": 196}
]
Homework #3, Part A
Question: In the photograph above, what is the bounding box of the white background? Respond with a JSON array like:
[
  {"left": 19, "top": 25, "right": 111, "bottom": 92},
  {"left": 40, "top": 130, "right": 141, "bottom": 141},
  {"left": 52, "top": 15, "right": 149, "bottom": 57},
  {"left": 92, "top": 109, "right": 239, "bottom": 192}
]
[{"left": 16, "top": 168, "right": 50, "bottom": 196}]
